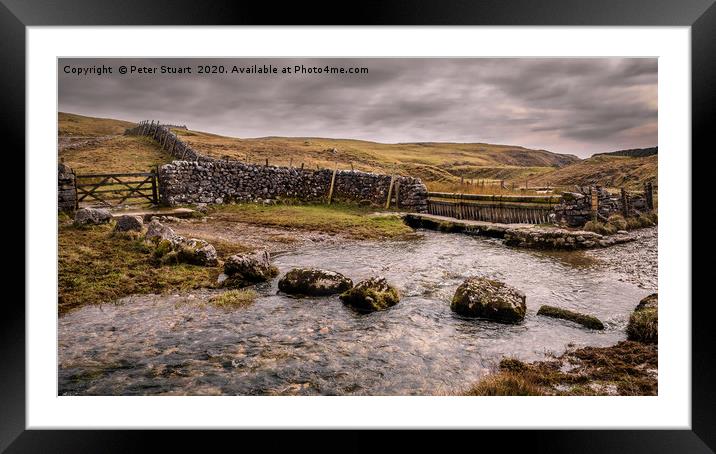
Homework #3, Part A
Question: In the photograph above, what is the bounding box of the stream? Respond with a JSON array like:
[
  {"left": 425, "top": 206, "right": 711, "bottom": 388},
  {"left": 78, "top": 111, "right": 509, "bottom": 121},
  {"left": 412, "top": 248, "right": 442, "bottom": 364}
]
[{"left": 58, "top": 227, "right": 657, "bottom": 395}]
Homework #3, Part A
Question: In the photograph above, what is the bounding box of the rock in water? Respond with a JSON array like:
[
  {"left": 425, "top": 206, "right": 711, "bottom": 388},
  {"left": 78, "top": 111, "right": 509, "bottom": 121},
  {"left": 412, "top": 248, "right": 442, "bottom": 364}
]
[
  {"left": 339, "top": 277, "right": 399, "bottom": 312},
  {"left": 537, "top": 305, "right": 604, "bottom": 330},
  {"left": 114, "top": 215, "right": 144, "bottom": 232},
  {"left": 222, "top": 251, "right": 278, "bottom": 287},
  {"left": 74, "top": 207, "right": 112, "bottom": 226},
  {"left": 145, "top": 219, "right": 177, "bottom": 242},
  {"left": 278, "top": 268, "right": 353, "bottom": 296},
  {"left": 451, "top": 277, "right": 526, "bottom": 323}
]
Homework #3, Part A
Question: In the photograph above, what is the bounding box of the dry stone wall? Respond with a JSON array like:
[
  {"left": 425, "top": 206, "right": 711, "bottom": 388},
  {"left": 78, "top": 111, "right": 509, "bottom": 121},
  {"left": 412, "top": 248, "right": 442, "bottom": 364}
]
[
  {"left": 127, "top": 121, "right": 428, "bottom": 211},
  {"left": 158, "top": 160, "right": 428, "bottom": 211},
  {"left": 553, "top": 186, "right": 649, "bottom": 227},
  {"left": 58, "top": 163, "right": 77, "bottom": 212},
  {"left": 125, "top": 122, "right": 206, "bottom": 162}
]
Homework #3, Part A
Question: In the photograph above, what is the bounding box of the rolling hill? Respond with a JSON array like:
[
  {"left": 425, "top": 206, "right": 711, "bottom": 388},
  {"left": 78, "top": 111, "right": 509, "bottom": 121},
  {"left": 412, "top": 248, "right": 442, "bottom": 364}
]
[
  {"left": 593, "top": 146, "right": 658, "bottom": 158},
  {"left": 58, "top": 112, "right": 580, "bottom": 192},
  {"left": 58, "top": 112, "right": 656, "bottom": 192},
  {"left": 170, "top": 128, "right": 579, "bottom": 191},
  {"left": 59, "top": 112, "right": 136, "bottom": 136},
  {"left": 530, "top": 152, "right": 657, "bottom": 190}
]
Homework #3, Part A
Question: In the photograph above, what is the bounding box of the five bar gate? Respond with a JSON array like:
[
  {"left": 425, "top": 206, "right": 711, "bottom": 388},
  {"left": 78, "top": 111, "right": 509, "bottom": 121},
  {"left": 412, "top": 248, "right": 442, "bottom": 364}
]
[
  {"left": 426, "top": 192, "right": 562, "bottom": 224},
  {"left": 75, "top": 171, "right": 159, "bottom": 207}
]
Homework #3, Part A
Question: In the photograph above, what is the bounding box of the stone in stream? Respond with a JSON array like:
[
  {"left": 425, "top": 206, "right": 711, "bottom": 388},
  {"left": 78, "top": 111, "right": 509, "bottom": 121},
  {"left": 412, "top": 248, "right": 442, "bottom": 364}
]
[
  {"left": 74, "top": 207, "right": 112, "bottom": 226},
  {"left": 220, "top": 251, "right": 278, "bottom": 287},
  {"left": 450, "top": 277, "right": 526, "bottom": 323},
  {"left": 339, "top": 277, "right": 399, "bottom": 312},
  {"left": 278, "top": 268, "right": 353, "bottom": 297},
  {"left": 537, "top": 305, "right": 604, "bottom": 330},
  {"left": 113, "top": 215, "right": 144, "bottom": 232}
]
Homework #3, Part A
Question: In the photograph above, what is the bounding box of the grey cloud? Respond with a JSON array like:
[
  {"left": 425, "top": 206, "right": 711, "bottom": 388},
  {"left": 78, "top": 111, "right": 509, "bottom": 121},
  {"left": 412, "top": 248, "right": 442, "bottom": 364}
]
[{"left": 58, "top": 57, "right": 657, "bottom": 157}]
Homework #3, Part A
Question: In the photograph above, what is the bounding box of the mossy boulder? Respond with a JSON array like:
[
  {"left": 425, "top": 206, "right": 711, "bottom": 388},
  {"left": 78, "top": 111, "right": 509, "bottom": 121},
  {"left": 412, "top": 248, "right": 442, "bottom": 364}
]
[
  {"left": 278, "top": 268, "right": 353, "bottom": 296},
  {"left": 450, "top": 277, "right": 526, "bottom": 323},
  {"left": 339, "top": 277, "right": 399, "bottom": 312},
  {"left": 221, "top": 251, "right": 278, "bottom": 287},
  {"left": 114, "top": 214, "right": 143, "bottom": 232},
  {"left": 145, "top": 219, "right": 178, "bottom": 243},
  {"left": 537, "top": 305, "right": 604, "bottom": 330},
  {"left": 627, "top": 294, "right": 658, "bottom": 343},
  {"left": 74, "top": 207, "right": 112, "bottom": 226},
  {"left": 176, "top": 238, "right": 218, "bottom": 266},
  {"left": 150, "top": 233, "right": 217, "bottom": 267}
]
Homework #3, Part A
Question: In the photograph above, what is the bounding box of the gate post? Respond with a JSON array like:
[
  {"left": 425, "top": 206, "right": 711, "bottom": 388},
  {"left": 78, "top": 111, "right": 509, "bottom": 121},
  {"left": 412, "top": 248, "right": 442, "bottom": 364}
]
[{"left": 152, "top": 165, "right": 159, "bottom": 205}]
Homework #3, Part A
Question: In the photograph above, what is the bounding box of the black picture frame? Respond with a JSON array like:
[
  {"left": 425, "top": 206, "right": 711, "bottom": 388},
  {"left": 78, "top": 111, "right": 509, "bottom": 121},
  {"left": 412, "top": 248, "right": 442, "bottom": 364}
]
[{"left": 4, "top": 0, "right": 712, "bottom": 451}]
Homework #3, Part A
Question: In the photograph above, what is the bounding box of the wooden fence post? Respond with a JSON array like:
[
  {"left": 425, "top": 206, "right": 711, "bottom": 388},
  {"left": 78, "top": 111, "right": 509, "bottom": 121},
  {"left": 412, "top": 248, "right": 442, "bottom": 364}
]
[
  {"left": 385, "top": 170, "right": 396, "bottom": 209},
  {"left": 327, "top": 163, "right": 339, "bottom": 205},
  {"left": 644, "top": 182, "right": 654, "bottom": 211},
  {"left": 590, "top": 186, "right": 599, "bottom": 221},
  {"left": 152, "top": 165, "right": 159, "bottom": 204},
  {"left": 621, "top": 188, "right": 630, "bottom": 217}
]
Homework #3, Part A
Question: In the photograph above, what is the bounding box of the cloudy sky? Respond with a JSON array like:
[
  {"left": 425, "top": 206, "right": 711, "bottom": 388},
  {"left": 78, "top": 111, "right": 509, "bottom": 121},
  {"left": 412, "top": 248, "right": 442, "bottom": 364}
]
[{"left": 59, "top": 58, "right": 657, "bottom": 157}]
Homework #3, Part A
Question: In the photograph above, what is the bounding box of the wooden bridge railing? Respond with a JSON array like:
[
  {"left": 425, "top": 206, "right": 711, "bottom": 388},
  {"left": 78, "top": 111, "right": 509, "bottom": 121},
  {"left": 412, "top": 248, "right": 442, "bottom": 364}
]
[{"left": 426, "top": 192, "right": 562, "bottom": 224}]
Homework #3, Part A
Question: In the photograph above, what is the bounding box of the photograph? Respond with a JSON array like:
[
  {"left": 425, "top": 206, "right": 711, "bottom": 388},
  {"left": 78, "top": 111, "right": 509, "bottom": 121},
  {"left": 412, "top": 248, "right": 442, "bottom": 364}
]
[{"left": 57, "top": 57, "right": 659, "bottom": 397}]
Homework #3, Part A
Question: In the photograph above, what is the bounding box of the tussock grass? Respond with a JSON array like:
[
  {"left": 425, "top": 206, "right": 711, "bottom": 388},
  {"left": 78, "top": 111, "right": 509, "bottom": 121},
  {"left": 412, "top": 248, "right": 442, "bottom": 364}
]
[
  {"left": 464, "top": 372, "right": 545, "bottom": 396},
  {"left": 627, "top": 307, "right": 658, "bottom": 343},
  {"left": 211, "top": 202, "right": 413, "bottom": 240},
  {"left": 463, "top": 340, "right": 657, "bottom": 396},
  {"left": 583, "top": 220, "right": 618, "bottom": 235},
  {"left": 58, "top": 224, "right": 218, "bottom": 314},
  {"left": 209, "top": 289, "right": 258, "bottom": 309}
]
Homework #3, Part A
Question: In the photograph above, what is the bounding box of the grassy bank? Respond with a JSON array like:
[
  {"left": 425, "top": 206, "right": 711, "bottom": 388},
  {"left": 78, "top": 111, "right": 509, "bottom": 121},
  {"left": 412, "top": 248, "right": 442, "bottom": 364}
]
[
  {"left": 209, "top": 202, "right": 413, "bottom": 240},
  {"left": 465, "top": 341, "right": 657, "bottom": 396},
  {"left": 59, "top": 203, "right": 412, "bottom": 313},
  {"left": 58, "top": 223, "right": 219, "bottom": 314}
]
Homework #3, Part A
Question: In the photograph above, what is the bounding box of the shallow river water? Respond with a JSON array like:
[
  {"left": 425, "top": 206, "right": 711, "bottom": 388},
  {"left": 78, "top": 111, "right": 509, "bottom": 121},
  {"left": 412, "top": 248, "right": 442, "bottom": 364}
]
[{"left": 58, "top": 227, "right": 657, "bottom": 395}]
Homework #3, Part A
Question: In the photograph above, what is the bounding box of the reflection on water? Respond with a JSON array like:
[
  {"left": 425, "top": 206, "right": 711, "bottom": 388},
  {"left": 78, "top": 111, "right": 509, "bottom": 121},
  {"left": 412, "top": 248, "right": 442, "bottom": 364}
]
[{"left": 58, "top": 227, "right": 657, "bottom": 395}]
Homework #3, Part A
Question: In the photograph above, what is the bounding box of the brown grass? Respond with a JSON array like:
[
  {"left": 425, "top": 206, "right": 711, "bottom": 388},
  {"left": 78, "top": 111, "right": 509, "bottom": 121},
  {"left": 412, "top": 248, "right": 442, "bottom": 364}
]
[
  {"left": 530, "top": 154, "right": 657, "bottom": 190},
  {"left": 463, "top": 341, "right": 657, "bottom": 396},
  {"left": 59, "top": 135, "right": 173, "bottom": 174},
  {"left": 209, "top": 202, "right": 413, "bottom": 240},
  {"left": 59, "top": 112, "right": 136, "bottom": 136},
  {"left": 464, "top": 372, "right": 545, "bottom": 396}
]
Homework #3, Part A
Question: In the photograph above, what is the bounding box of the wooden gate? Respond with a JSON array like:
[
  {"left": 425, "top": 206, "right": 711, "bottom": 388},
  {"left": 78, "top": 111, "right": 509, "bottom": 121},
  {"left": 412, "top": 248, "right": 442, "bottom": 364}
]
[
  {"left": 426, "top": 192, "right": 561, "bottom": 224},
  {"left": 75, "top": 171, "right": 158, "bottom": 206}
]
